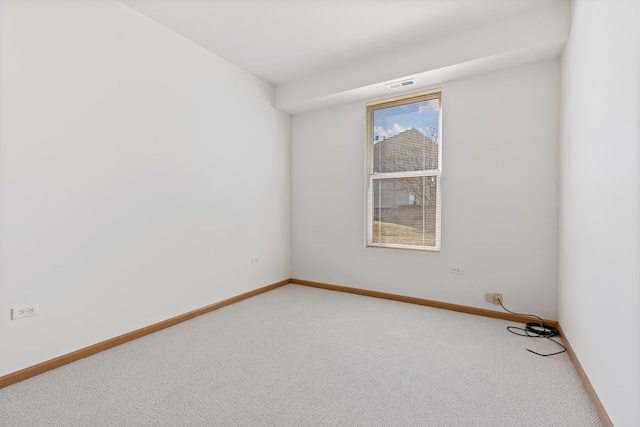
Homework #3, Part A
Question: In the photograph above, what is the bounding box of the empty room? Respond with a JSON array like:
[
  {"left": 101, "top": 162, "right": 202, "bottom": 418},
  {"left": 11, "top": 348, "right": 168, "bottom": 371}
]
[{"left": 0, "top": 0, "right": 638, "bottom": 426}]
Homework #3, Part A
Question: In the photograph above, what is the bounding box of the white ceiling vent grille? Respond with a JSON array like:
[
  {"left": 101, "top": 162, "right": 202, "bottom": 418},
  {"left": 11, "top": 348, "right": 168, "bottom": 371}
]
[{"left": 386, "top": 79, "right": 416, "bottom": 89}]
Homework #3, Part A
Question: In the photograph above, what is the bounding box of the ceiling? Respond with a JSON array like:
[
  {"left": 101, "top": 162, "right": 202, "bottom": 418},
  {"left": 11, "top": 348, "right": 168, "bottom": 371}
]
[{"left": 118, "top": 0, "right": 570, "bottom": 113}]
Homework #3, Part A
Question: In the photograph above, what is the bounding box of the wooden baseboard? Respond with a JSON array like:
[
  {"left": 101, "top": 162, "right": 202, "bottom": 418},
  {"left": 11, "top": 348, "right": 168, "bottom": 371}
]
[
  {"left": 0, "top": 279, "right": 290, "bottom": 389},
  {"left": 291, "top": 278, "right": 559, "bottom": 327},
  {"left": 556, "top": 324, "right": 614, "bottom": 427}
]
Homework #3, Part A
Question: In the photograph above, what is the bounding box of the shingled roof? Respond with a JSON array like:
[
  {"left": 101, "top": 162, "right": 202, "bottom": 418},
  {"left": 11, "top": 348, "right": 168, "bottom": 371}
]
[{"left": 373, "top": 128, "right": 439, "bottom": 173}]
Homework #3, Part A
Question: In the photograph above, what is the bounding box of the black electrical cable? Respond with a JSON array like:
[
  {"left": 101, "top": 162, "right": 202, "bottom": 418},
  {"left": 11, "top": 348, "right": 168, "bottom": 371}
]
[{"left": 497, "top": 298, "right": 566, "bottom": 357}]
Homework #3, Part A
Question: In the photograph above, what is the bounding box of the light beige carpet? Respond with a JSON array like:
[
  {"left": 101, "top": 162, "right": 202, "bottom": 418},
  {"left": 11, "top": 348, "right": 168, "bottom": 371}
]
[{"left": 0, "top": 284, "right": 602, "bottom": 426}]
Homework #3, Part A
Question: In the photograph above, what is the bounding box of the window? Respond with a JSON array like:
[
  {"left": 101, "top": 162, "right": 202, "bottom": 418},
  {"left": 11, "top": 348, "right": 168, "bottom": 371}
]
[{"left": 366, "top": 89, "right": 442, "bottom": 251}]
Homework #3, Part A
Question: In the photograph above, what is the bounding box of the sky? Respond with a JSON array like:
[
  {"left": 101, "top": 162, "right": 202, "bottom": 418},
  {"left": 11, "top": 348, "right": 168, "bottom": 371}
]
[{"left": 373, "top": 99, "right": 440, "bottom": 143}]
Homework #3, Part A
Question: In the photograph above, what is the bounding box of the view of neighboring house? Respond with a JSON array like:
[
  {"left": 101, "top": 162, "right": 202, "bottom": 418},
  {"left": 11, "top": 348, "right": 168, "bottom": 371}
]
[
  {"left": 372, "top": 128, "right": 439, "bottom": 246},
  {"left": 374, "top": 127, "right": 439, "bottom": 174}
]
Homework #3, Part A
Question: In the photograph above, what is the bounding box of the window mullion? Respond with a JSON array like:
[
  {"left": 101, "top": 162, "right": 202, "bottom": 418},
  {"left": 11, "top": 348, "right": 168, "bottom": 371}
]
[{"left": 371, "top": 170, "right": 441, "bottom": 180}]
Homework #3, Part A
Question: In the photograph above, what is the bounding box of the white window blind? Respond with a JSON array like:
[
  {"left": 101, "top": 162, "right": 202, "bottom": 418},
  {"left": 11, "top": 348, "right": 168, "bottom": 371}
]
[{"left": 366, "top": 89, "right": 442, "bottom": 251}]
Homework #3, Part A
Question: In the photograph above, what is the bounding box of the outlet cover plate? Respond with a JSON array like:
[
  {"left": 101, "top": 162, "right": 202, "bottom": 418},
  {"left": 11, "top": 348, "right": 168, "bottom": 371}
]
[
  {"left": 449, "top": 266, "right": 463, "bottom": 274},
  {"left": 12, "top": 305, "right": 39, "bottom": 320}
]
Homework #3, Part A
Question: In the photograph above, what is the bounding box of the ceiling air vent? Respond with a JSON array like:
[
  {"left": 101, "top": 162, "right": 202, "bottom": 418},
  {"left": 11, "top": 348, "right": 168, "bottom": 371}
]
[{"left": 386, "top": 79, "right": 415, "bottom": 89}]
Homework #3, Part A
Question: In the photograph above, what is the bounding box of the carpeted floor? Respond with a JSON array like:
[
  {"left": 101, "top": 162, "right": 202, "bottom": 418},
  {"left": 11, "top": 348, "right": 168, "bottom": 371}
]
[{"left": 0, "top": 284, "right": 602, "bottom": 426}]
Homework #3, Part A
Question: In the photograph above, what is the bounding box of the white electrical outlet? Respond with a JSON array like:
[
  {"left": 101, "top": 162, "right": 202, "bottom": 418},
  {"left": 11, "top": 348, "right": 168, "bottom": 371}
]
[
  {"left": 251, "top": 258, "right": 260, "bottom": 264},
  {"left": 449, "top": 266, "right": 463, "bottom": 274},
  {"left": 493, "top": 293, "right": 503, "bottom": 305},
  {"left": 12, "top": 304, "right": 39, "bottom": 320}
]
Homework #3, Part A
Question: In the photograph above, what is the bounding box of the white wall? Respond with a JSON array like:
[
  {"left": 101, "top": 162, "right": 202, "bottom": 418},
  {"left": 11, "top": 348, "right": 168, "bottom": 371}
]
[
  {"left": 559, "top": 1, "right": 640, "bottom": 425},
  {"left": 292, "top": 59, "right": 560, "bottom": 319},
  {"left": 276, "top": 2, "right": 569, "bottom": 114},
  {"left": 0, "top": 1, "right": 290, "bottom": 377}
]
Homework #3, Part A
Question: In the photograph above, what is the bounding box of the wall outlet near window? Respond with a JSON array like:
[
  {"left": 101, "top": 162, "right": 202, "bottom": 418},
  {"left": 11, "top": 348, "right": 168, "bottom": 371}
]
[
  {"left": 12, "top": 304, "right": 39, "bottom": 320},
  {"left": 485, "top": 293, "right": 503, "bottom": 305},
  {"left": 449, "top": 266, "right": 463, "bottom": 274}
]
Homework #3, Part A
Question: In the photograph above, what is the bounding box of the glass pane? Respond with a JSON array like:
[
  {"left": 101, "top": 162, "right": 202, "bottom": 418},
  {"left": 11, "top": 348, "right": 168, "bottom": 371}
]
[
  {"left": 373, "top": 99, "right": 440, "bottom": 173},
  {"left": 372, "top": 177, "right": 437, "bottom": 247}
]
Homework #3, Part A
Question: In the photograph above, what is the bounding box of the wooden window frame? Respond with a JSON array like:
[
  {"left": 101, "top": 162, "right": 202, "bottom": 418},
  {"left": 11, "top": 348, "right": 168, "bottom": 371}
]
[{"left": 365, "top": 88, "right": 442, "bottom": 252}]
